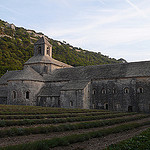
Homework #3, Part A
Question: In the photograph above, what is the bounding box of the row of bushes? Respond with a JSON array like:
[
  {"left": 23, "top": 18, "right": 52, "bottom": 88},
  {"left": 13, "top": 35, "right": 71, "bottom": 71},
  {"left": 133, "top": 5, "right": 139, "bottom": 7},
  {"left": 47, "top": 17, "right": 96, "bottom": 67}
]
[
  {"left": 0, "top": 104, "right": 103, "bottom": 112},
  {"left": 1, "top": 121, "right": 150, "bottom": 150},
  {"left": 0, "top": 114, "right": 149, "bottom": 138},
  {"left": 0, "top": 106, "right": 105, "bottom": 115},
  {"left": 0, "top": 112, "right": 138, "bottom": 127},
  {"left": 0, "top": 111, "right": 114, "bottom": 120},
  {"left": 106, "top": 128, "right": 150, "bottom": 150}
]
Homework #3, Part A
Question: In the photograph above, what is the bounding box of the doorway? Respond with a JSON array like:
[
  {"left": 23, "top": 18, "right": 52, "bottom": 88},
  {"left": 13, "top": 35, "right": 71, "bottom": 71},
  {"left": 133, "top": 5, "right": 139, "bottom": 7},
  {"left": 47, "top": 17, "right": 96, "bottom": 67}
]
[
  {"left": 128, "top": 106, "right": 133, "bottom": 112},
  {"left": 104, "top": 103, "right": 108, "bottom": 110}
]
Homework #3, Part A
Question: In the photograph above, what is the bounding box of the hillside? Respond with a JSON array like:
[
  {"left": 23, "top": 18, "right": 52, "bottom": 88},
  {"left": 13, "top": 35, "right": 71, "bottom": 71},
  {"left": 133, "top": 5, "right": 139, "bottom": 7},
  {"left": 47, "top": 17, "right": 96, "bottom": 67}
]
[{"left": 0, "top": 19, "right": 126, "bottom": 77}]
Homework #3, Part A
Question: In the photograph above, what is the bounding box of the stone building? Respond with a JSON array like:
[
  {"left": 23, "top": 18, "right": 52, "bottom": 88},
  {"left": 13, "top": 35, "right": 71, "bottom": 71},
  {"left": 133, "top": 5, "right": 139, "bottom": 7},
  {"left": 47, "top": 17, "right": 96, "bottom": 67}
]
[{"left": 0, "top": 36, "right": 150, "bottom": 112}]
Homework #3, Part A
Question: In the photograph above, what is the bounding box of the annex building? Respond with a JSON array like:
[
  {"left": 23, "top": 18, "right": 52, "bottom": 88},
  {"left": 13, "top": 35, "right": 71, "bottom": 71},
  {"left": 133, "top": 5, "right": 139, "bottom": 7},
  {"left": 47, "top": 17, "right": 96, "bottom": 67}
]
[{"left": 0, "top": 36, "right": 150, "bottom": 112}]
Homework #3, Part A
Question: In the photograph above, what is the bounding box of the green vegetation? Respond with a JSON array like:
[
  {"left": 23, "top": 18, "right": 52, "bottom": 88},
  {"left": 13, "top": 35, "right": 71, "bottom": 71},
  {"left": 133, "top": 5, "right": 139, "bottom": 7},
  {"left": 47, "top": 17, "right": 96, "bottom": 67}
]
[
  {"left": 0, "top": 19, "right": 124, "bottom": 77},
  {"left": 0, "top": 104, "right": 149, "bottom": 150},
  {"left": 0, "top": 114, "right": 148, "bottom": 138},
  {"left": 106, "top": 128, "right": 150, "bottom": 150},
  {"left": 0, "top": 112, "right": 138, "bottom": 127},
  {"left": 1, "top": 121, "right": 150, "bottom": 150}
]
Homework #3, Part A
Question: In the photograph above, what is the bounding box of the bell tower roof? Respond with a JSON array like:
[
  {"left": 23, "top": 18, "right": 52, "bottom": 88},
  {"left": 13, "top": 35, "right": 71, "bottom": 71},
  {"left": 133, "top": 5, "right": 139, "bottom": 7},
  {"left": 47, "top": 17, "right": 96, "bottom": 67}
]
[
  {"left": 35, "top": 36, "right": 51, "bottom": 46},
  {"left": 24, "top": 36, "right": 72, "bottom": 68}
]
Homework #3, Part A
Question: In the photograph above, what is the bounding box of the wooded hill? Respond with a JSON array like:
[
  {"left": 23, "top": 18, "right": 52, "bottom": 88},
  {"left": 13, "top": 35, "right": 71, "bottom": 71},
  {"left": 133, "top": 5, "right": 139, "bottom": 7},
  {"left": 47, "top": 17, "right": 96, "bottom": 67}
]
[{"left": 0, "top": 19, "right": 126, "bottom": 77}]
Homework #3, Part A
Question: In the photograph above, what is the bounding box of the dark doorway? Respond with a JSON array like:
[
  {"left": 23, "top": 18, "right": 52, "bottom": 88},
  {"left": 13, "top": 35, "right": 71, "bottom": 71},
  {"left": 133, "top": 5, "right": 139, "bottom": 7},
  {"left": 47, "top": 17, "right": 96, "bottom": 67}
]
[
  {"left": 128, "top": 106, "right": 133, "bottom": 112},
  {"left": 104, "top": 103, "right": 108, "bottom": 110},
  {"left": 106, "top": 104, "right": 108, "bottom": 110}
]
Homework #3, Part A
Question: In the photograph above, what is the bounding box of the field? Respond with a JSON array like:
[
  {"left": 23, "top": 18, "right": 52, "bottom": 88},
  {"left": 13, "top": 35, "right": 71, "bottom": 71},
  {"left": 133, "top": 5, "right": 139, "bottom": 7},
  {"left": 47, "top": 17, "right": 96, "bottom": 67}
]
[{"left": 0, "top": 105, "right": 150, "bottom": 150}]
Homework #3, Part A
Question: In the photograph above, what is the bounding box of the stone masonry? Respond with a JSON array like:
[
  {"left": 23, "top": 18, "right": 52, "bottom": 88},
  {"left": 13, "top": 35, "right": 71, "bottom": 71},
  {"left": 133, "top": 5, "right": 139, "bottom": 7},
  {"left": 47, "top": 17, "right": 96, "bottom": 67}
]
[{"left": 0, "top": 36, "right": 150, "bottom": 112}]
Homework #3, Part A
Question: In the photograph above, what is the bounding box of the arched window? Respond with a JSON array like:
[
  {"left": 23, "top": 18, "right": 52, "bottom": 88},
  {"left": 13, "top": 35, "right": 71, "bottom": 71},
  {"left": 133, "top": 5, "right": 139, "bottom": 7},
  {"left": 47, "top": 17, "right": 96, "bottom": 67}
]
[
  {"left": 124, "top": 88, "right": 129, "bottom": 94},
  {"left": 137, "top": 87, "right": 143, "bottom": 93},
  {"left": 38, "top": 46, "right": 42, "bottom": 54},
  {"left": 47, "top": 47, "right": 50, "bottom": 56},
  {"left": 92, "top": 89, "right": 96, "bottom": 95},
  {"left": 26, "top": 91, "right": 29, "bottom": 99},
  {"left": 13, "top": 91, "right": 16, "bottom": 99},
  {"left": 70, "top": 101, "right": 73, "bottom": 107},
  {"left": 101, "top": 89, "right": 106, "bottom": 94}
]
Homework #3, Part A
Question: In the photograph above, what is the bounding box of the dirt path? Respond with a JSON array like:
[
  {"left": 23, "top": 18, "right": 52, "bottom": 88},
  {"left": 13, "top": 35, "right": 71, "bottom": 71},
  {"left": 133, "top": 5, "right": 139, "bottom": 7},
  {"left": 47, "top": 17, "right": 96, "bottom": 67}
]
[
  {"left": 0, "top": 117, "right": 150, "bottom": 147},
  {"left": 52, "top": 125, "right": 150, "bottom": 150}
]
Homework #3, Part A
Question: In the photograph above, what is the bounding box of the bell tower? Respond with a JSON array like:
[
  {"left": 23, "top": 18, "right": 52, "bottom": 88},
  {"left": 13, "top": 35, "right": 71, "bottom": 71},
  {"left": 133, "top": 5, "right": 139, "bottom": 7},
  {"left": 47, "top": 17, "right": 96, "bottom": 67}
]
[
  {"left": 24, "top": 36, "right": 72, "bottom": 75},
  {"left": 34, "top": 36, "right": 52, "bottom": 57}
]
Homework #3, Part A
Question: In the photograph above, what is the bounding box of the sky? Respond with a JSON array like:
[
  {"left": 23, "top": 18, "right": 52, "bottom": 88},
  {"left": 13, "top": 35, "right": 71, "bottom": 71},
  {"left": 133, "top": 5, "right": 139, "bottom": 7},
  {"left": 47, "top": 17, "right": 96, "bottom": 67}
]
[{"left": 1, "top": 0, "right": 150, "bottom": 62}]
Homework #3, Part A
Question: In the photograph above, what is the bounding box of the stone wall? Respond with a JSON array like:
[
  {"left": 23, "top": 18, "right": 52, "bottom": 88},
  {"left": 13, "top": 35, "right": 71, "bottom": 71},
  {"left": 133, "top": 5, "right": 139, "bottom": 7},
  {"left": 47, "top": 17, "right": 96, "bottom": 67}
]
[
  {"left": 91, "top": 77, "right": 150, "bottom": 113},
  {"left": 7, "top": 80, "right": 44, "bottom": 106},
  {"left": 51, "top": 64, "right": 63, "bottom": 72},
  {"left": 83, "top": 83, "right": 91, "bottom": 109},
  {"left": 60, "top": 89, "right": 83, "bottom": 109},
  {"left": 37, "top": 96, "right": 60, "bottom": 107},
  {"left": 25, "top": 64, "right": 51, "bottom": 75}
]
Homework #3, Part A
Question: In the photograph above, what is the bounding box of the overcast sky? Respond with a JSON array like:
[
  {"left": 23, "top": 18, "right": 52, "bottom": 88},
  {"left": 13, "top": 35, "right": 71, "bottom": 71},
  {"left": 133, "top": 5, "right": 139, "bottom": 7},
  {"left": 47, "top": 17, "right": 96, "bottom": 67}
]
[{"left": 1, "top": 0, "right": 150, "bottom": 62}]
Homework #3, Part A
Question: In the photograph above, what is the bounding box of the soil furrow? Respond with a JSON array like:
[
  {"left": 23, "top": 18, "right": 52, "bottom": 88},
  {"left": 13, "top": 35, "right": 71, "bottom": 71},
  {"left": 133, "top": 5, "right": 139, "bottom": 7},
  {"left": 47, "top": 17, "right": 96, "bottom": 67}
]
[{"left": 0, "top": 117, "right": 150, "bottom": 147}]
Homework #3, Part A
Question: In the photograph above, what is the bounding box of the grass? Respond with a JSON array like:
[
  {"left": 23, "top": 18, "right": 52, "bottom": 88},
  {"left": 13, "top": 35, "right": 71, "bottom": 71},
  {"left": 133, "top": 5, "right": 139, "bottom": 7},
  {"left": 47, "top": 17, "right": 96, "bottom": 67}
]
[{"left": 105, "top": 128, "right": 150, "bottom": 150}]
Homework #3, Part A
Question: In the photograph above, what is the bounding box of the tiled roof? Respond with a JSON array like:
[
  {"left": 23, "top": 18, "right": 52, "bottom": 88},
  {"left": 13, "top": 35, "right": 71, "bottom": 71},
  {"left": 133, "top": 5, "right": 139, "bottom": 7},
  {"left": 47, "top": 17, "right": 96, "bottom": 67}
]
[
  {"left": 35, "top": 36, "right": 51, "bottom": 46},
  {"left": 44, "top": 60, "right": 150, "bottom": 81},
  {"left": 38, "top": 84, "right": 63, "bottom": 96},
  {"left": 24, "top": 55, "right": 72, "bottom": 68},
  {"left": 0, "top": 70, "right": 21, "bottom": 85},
  {"left": 8, "top": 66, "right": 44, "bottom": 81},
  {"left": 61, "top": 80, "right": 90, "bottom": 90}
]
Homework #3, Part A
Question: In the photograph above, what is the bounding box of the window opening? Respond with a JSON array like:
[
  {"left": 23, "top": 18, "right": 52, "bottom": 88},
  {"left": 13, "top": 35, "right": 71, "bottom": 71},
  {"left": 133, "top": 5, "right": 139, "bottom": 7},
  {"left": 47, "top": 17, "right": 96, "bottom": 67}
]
[
  {"left": 137, "top": 87, "right": 143, "bottom": 93},
  {"left": 47, "top": 47, "right": 50, "bottom": 56},
  {"left": 92, "top": 89, "right": 96, "bottom": 95},
  {"left": 124, "top": 88, "right": 129, "bottom": 94},
  {"left": 101, "top": 89, "right": 106, "bottom": 94},
  {"left": 26, "top": 91, "right": 29, "bottom": 99},
  {"left": 13, "top": 91, "right": 16, "bottom": 99},
  {"left": 38, "top": 46, "right": 42, "bottom": 54}
]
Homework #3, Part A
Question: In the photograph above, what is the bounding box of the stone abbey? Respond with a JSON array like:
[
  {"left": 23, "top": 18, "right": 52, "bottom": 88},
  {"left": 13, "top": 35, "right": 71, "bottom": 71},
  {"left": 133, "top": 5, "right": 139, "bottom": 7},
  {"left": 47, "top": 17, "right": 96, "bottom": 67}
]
[{"left": 0, "top": 36, "right": 150, "bottom": 112}]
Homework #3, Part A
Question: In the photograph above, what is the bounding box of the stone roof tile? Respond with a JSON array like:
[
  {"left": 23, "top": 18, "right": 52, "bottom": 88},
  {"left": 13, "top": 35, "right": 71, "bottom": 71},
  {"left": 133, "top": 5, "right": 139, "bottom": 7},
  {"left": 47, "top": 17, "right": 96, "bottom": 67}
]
[
  {"left": 45, "top": 61, "right": 150, "bottom": 81},
  {"left": 38, "top": 84, "right": 62, "bottom": 96},
  {"left": 24, "top": 55, "right": 72, "bottom": 68},
  {"left": 61, "top": 80, "right": 90, "bottom": 90},
  {"left": 8, "top": 66, "right": 44, "bottom": 81},
  {"left": 0, "top": 70, "right": 21, "bottom": 85},
  {"left": 35, "top": 36, "right": 51, "bottom": 46}
]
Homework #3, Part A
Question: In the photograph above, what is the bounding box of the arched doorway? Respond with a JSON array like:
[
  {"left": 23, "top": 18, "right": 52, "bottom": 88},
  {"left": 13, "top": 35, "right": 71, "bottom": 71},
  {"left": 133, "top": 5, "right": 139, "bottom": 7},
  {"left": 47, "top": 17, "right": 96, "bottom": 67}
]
[{"left": 104, "top": 103, "right": 108, "bottom": 110}]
